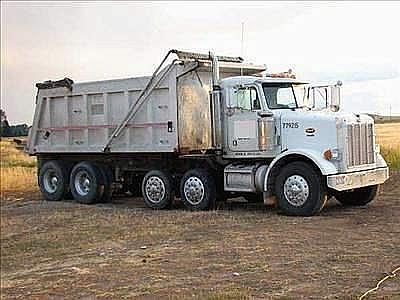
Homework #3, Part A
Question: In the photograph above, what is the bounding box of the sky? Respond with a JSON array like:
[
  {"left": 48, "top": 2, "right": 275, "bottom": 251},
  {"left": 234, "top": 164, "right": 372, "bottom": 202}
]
[{"left": 1, "top": 1, "right": 400, "bottom": 124}]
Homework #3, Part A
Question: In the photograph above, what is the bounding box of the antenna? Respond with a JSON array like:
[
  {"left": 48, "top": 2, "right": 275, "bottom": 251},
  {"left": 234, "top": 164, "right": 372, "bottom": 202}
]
[{"left": 240, "top": 22, "right": 244, "bottom": 78}]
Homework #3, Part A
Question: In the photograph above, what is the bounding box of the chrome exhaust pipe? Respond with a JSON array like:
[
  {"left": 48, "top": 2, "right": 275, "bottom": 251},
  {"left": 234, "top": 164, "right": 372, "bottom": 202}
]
[{"left": 209, "top": 51, "right": 222, "bottom": 150}]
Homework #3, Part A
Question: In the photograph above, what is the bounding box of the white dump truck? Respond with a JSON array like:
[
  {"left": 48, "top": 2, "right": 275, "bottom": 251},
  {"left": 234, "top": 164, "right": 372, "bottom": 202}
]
[{"left": 27, "top": 50, "right": 389, "bottom": 216}]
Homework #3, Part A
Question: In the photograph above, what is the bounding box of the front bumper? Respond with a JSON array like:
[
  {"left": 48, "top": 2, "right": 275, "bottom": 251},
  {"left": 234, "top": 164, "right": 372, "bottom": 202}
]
[{"left": 327, "top": 167, "right": 389, "bottom": 191}]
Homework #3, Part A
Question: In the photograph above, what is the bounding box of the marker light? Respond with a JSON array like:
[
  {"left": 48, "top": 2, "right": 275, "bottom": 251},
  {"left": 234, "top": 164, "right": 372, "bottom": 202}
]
[
  {"left": 324, "top": 149, "right": 333, "bottom": 160},
  {"left": 375, "top": 144, "right": 380, "bottom": 153},
  {"left": 324, "top": 148, "right": 340, "bottom": 160}
]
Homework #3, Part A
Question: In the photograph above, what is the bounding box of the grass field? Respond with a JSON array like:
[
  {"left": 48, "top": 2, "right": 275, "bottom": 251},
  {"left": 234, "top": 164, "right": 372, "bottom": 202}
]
[
  {"left": 375, "top": 123, "right": 400, "bottom": 169},
  {"left": 1, "top": 123, "right": 399, "bottom": 299},
  {"left": 0, "top": 139, "right": 37, "bottom": 193}
]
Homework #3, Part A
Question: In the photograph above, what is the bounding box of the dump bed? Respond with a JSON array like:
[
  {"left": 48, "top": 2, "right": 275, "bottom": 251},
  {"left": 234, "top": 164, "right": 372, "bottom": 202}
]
[{"left": 28, "top": 58, "right": 265, "bottom": 155}]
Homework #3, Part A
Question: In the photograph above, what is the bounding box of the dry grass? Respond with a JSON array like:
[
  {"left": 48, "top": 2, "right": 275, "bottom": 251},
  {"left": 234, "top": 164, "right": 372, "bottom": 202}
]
[
  {"left": 0, "top": 167, "right": 37, "bottom": 193},
  {"left": 375, "top": 122, "right": 400, "bottom": 169},
  {"left": 375, "top": 123, "right": 400, "bottom": 147},
  {"left": 0, "top": 138, "right": 35, "bottom": 168},
  {"left": 380, "top": 145, "right": 400, "bottom": 170},
  {"left": 0, "top": 138, "right": 37, "bottom": 195}
]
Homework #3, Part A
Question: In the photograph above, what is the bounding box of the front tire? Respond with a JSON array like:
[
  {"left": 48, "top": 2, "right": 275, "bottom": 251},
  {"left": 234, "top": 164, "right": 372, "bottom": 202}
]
[
  {"left": 180, "top": 169, "right": 216, "bottom": 211},
  {"left": 39, "top": 160, "right": 69, "bottom": 201},
  {"left": 275, "top": 162, "right": 327, "bottom": 216},
  {"left": 335, "top": 185, "right": 379, "bottom": 206},
  {"left": 142, "top": 170, "right": 173, "bottom": 209}
]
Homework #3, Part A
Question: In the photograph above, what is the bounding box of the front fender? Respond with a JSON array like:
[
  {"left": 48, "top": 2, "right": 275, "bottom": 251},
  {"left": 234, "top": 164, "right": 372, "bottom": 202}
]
[
  {"left": 376, "top": 153, "right": 388, "bottom": 168},
  {"left": 263, "top": 149, "right": 338, "bottom": 191}
]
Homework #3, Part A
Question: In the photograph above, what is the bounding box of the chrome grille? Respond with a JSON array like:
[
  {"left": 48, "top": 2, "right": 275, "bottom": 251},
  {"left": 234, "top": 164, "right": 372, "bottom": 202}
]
[{"left": 347, "top": 123, "right": 375, "bottom": 167}]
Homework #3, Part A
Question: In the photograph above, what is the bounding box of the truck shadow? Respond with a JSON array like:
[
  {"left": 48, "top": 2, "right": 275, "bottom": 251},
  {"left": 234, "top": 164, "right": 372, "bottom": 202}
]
[{"left": 103, "top": 195, "right": 351, "bottom": 217}]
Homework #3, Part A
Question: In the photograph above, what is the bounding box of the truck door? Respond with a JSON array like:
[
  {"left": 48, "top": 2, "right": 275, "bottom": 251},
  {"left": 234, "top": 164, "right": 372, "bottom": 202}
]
[{"left": 226, "top": 85, "right": 261, "bottom": 152}]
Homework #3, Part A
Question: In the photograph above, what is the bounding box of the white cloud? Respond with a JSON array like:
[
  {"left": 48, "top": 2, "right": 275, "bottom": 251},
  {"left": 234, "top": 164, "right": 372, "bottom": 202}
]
[{"left": 341, "top": 77, "right": 400, "bottom": 115}]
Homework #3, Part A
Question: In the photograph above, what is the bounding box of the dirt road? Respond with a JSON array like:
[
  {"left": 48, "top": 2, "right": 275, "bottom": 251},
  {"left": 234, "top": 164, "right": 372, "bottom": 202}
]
[{"left": 1, "top": 172, "right": 399, "bottom": 299}]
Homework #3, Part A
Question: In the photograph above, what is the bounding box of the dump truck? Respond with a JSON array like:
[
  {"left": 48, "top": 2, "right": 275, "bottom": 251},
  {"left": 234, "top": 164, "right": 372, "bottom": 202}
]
[{"left": 27, "top": 50, "right": 389, "bottom": 216}]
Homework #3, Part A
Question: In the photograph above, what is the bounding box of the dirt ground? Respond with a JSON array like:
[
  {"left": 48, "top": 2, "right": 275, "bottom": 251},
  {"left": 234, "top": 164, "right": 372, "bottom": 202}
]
[{"left": 1, "top": 172, "right": 399, "bottom": 299}]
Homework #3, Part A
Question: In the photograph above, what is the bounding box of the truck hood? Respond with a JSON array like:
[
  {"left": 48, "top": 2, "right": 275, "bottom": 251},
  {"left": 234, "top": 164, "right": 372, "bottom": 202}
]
[
  {"left": 279, "top": 109, "right": 373, "bottom": 125},
  {"left": 277, "top": 109, "right": 373, "bottom": 159}
]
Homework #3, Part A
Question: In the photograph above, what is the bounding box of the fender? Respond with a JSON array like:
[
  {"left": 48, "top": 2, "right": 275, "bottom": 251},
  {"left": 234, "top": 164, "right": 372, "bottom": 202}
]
[
  {"left": 376, "top": 153, "right": 388, "bottom": 168},
  {"left": 263, "top": 148, "right": 338, "bottom": 191}
]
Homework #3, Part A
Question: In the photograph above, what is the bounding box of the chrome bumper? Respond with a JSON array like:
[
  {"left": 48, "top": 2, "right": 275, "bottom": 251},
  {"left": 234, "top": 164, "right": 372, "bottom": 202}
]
[{"left": 327, "top": 167, "right": 389, "bottom": 191}]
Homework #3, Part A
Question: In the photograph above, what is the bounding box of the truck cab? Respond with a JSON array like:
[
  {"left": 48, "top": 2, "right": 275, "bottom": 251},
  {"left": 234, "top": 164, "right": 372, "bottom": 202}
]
[{"left": 220, "top": 75, "right": 389, "bottom": 215}]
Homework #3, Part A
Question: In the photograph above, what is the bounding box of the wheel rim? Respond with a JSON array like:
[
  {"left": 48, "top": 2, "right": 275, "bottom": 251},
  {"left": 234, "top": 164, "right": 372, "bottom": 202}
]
[
  {"left": 43, "top": 169, "right": 59, "bottom": 193},
  {"left": 145, "top": 176, "right": 166, "bottom": 203},
  {"left": 283, "top": 175, "right": 309, "bottom": 207},
  {"left": 74, "top": 170, "right": 91, "bottom": 196},
  {"left": 183, "top": 176, "right": 205, "bottom": 205}
]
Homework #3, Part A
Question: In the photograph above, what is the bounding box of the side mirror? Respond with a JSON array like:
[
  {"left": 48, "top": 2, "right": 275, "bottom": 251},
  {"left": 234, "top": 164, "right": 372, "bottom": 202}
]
[{"left": 330, "top": 81, "right": 342, "bottom": 112}]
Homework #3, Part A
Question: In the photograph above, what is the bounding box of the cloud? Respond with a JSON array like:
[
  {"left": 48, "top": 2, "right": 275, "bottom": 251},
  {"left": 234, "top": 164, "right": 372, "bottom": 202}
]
[
  {"left": 1, "top": 2, "right": 400, "bottom": 123},
  {"left": 341, "top": 77, "right": 400, "bottom": 115},
  {"left": 303, "top": 66, "right": 400, "bottom": 84}
]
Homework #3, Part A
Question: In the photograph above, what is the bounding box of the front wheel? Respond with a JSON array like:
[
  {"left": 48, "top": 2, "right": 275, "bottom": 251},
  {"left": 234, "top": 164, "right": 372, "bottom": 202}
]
[
  {"left": 275, "top": 162, "right": 327, "bottom": 216},
  {"left": 334, "top": 185, "right": 379, "bottom": 206}
]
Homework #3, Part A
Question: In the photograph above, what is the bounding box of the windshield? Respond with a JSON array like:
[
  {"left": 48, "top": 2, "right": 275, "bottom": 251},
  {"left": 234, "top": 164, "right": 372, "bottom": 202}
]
[{"left": 262, "top": 83, "right": 307, "bottom": 109}]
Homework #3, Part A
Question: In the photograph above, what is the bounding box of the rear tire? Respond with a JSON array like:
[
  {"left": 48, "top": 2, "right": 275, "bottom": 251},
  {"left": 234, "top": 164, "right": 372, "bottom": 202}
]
[
  {"left": 275, "top": 162, "right": 327, "bottom": 216},
  {"left": 70, "top": 162, "right": 104, "bottom": 204},
  {"left": 180, "top": 169, "right": 216, "bottom": 211},
  {"left": 128, "top": 174, "right": 143, "bottom": 197},
  {"left": 142, "top": 170, "right": 174, "bottom": 209},
  {"left": 335, "top": 185, "right": 379, "bottom": 206},
  {"left": 39, "top": 160, "right": 69, "bottom": 201},
  {"left": 97, "top": 164, "right": 113, "bottom": 203}
]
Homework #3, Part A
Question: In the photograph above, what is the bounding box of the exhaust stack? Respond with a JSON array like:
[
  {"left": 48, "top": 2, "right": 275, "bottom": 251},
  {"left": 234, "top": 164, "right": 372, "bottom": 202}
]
[{"left": 209, "top": 51, "right": 222, "bottom": 150}]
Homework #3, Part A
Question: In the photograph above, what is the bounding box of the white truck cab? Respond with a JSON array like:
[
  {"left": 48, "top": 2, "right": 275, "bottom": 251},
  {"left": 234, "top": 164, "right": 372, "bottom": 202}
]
[
  {"left": 28, "top": 50, "right": 389, "bottom": 216},
  {"left": 220, "top": 75, "right": 388, "bottom": 214}
]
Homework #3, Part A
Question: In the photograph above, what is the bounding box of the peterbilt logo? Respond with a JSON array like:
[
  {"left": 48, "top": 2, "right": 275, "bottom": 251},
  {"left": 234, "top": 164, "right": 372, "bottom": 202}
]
[{"left": 305, "top": 127, "right": 316, "bottom": 136}]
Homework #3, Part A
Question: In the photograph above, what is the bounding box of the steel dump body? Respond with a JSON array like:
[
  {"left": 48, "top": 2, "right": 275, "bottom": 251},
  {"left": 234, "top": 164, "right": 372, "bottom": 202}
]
[{"left": 28, "top": 62, "right": 265, "bottom": 155}]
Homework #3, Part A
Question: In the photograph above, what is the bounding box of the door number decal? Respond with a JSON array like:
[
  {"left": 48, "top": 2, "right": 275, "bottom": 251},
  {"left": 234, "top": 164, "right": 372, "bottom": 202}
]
[{"left": 283, "top": 122, "right": 299, "bottom": 129}]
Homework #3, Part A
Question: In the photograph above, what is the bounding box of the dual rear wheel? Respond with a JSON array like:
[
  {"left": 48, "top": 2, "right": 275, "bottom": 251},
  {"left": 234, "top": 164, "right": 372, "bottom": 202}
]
[
  {"left": 39, "top": 161, "right": 70, "bottom": 201},
  {"left": 141, "top": 168, "right": 216, "bottom": 210},
  {"left": 39, "top": 160, "right": 111, "bottom": 204},
  {"left": 39, "top": 161, "right": 216, "bottom": 210}
]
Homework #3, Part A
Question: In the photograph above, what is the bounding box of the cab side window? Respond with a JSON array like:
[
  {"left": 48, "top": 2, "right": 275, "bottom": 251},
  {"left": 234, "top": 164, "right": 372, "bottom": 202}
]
[{"left": 231, "top": 87, "right": 261, "bottom": 110}]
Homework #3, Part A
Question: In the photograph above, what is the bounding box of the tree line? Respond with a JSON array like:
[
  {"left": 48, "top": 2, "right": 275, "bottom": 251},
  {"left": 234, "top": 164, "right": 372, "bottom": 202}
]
[{"left": 0, "top": 109, "right": 30, "bottom": 137}]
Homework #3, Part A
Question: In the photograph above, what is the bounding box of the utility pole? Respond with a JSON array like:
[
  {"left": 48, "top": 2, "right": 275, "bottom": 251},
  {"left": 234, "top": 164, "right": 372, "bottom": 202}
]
[{"left": 240, "top": 22, "right": 244, "bottom": 78}]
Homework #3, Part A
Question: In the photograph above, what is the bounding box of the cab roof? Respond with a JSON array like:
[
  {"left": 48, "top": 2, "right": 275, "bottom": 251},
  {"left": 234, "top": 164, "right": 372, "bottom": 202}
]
[{"left": 220, "top": 76, "right": 309, "bottom": 86}]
